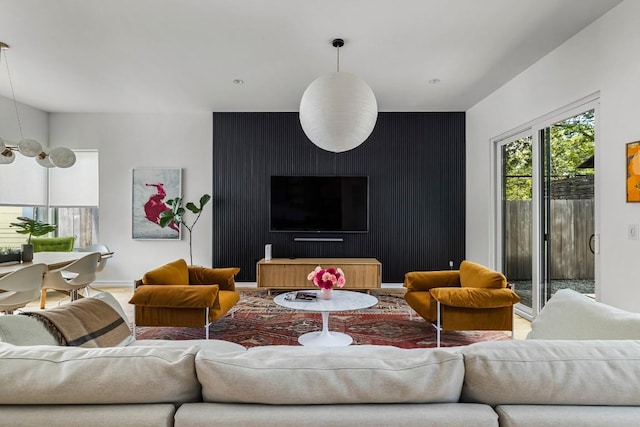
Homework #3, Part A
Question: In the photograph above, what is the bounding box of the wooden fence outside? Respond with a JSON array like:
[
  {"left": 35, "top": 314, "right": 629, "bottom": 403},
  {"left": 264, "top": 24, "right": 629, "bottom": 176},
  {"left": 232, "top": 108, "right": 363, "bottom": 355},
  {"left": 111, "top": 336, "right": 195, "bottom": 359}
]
[{"left": 504, "top": 199, "right": 594, "bottom": 280}]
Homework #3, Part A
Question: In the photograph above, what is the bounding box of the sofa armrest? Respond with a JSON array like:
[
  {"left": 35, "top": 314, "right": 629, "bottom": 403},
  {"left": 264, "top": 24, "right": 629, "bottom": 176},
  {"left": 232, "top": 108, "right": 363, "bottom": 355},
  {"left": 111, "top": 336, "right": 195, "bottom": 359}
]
[
  {"left": 129, "top": 285, "right": 219, "bottom": 308},
  {"left": 403, "top": 271, "right": 461, "bottom": 292},
  {"left": 429, "top": 287, "right": 521, "bottom": 308}
]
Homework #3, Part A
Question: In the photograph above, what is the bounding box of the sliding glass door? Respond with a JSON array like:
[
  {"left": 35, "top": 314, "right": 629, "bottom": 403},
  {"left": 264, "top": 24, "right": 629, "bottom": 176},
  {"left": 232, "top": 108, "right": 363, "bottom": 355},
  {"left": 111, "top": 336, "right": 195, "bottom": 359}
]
[{"left": 496, "top": 104, "right": 596, "bottom": 319}]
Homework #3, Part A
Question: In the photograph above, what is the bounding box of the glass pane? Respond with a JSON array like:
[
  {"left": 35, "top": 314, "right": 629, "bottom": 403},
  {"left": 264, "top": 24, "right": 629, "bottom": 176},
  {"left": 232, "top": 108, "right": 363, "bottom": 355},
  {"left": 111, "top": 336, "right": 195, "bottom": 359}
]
[
  {"left": 55, "top": 207, "right": 100, "bottom": 248},
  {"left": 502, "top": 135, "right": 533, "bottom": 310},
  {"left": 543, "top": 110, "right": 595, "bottom": 302}
]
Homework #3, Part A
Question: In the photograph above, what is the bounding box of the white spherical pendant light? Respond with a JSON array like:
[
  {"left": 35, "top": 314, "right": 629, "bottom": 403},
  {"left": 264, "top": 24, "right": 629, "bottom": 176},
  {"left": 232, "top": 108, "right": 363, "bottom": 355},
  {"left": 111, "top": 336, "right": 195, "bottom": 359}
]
[{"left": 299, "top": 39, "right": 377, "bottom": 153}]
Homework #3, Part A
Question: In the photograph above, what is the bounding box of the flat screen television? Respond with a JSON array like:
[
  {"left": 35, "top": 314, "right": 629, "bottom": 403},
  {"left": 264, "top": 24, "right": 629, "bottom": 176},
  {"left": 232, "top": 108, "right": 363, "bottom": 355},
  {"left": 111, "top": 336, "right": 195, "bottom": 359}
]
[{"left": 270, "top": 176, "right": 368, "bottom": 233}]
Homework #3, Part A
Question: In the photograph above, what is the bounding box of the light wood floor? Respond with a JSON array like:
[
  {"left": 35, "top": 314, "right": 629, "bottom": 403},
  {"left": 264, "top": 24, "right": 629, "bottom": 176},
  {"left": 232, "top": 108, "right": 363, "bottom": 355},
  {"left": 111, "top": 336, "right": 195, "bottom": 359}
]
[{"left": 27, "top": 285, "right": 532, "bottom": 340}]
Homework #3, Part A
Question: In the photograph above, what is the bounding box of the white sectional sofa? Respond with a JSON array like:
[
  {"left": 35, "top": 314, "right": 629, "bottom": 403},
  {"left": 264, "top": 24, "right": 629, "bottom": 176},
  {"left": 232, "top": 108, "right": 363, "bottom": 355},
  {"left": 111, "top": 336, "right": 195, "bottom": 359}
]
[{"left": 1, "top": 290, "right": 640, "bottom": 426}]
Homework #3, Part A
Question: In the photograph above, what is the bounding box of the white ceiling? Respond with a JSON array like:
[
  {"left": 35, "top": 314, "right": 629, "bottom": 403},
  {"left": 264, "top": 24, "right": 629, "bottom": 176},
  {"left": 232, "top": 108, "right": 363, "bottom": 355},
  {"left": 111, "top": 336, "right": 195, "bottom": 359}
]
[{"left": 0, "top": 0, "right": 622, "bottom": 113}]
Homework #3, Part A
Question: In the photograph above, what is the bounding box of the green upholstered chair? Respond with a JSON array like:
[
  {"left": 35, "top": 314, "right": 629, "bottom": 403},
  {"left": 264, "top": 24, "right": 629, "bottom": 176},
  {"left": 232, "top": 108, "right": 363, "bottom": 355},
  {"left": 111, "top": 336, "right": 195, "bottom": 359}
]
[{"left": 32, "top": 237, "right": 76, "bottom": 252}]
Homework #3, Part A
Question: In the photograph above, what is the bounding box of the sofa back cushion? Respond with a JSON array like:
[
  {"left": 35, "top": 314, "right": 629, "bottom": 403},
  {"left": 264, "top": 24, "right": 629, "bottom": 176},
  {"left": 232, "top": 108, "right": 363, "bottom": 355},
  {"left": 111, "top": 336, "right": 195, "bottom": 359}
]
[
  {"left": 461, "top": 340, "right": 640, "bottom": 406},
  {"left": 142, "top": 259, "right": 189, "bottom": 285},
  {"left": 196, "top": 345, "right": 464, "bottom": 404},
  {"left": 0, "top": 344, "right": 200, "bottom": 405},
  {"left": 527, "top": 288, "right": 640, "bottom": 339},
  {"left": 32, "top": 236, "right": 75, "bottom": 252},
  {"left": 459, "top": 260, "right": 506, "bottom": 289}
]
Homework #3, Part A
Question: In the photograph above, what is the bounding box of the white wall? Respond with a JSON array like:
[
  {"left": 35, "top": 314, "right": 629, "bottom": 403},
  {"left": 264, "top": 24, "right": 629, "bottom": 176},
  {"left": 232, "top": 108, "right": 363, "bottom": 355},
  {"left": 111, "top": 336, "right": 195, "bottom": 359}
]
[
  {"left": 49, "top": 113, "right": 213, "bottom": 284},
  {"left": 466, "top": 0, "right": 640, "bottom": 311},
  {"left": 0, "top": 95, "right": 48, "bottom": 144}
]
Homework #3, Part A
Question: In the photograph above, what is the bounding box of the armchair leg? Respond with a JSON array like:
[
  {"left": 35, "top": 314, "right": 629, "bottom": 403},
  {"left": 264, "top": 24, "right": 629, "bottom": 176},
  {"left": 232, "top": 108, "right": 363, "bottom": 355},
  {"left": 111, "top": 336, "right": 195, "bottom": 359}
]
[
  {"left": 205, "top": 307, "right": 210, "bottom": 340},
  {"left": 436, "top": 301, "right": 441, "bottom": 348}
]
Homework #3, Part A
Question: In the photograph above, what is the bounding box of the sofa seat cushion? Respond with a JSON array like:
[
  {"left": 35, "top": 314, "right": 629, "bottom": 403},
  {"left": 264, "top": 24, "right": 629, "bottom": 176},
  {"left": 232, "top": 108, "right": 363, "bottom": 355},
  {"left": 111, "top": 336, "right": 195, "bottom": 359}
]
[
  {"left": 459, "top": 260, "right": 506, "bottom": 289},
  {"left": 404, "top": 290, "right": 436, "bottom": 322},
  {"left": 461, "top": 340, "right": 640, "bottom": 406},
  {"left": 175, "top": 403, "right": 499, "bottom": 427},
  {"left": 196, "top": 345, "right": 464, "bottom": 405},
  {"left": 142, "top": 258, "right": 189, "bottom": 285},
  {"left": 0, "top": 404, "right": 177, "bottom": 427},
  {"left": 496, "top": 405, "right": 640, "bottom": 427},
  {"left": 129, "top": 284, "right": 218, "bottom": 308},
  {"left": 527, "top": 288, "right": 640, "bottom": 339},
  {"left": 0, "top": 343, "right": 200, "bottom": 405},
  {"left": 430, "top": 287, "right": 520, "bottom": 308}
]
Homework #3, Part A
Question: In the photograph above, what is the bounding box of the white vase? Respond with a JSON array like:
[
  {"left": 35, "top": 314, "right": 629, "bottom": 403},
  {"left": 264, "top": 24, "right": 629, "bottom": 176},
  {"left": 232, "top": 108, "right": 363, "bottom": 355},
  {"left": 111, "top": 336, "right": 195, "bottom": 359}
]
[{"left": 319, "top": 288, "right": 333, "bottom": 300}]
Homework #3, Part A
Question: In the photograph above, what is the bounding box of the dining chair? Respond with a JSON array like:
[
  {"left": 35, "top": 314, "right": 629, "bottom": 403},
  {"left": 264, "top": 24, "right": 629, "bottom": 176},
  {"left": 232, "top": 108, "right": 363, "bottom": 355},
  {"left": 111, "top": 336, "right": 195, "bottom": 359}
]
[
  {"left": 40, "top": 252, "right": 101, "bottom": 307},
  {"left": 76, "top": 243, "right": 112, "bottom": 273},
  {"left": 0, "top": 263, "right": 47, "bottom": 314}
]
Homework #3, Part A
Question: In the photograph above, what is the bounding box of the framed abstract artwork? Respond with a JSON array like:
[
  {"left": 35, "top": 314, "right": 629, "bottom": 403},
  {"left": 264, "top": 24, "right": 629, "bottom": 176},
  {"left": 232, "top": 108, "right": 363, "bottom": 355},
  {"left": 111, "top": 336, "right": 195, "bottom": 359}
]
[
  {"left": 627, "top": 141, "right": 640, "bottom": 202},
  {"left": 132, "top": 168, "right": 182, "bottom": 239}
]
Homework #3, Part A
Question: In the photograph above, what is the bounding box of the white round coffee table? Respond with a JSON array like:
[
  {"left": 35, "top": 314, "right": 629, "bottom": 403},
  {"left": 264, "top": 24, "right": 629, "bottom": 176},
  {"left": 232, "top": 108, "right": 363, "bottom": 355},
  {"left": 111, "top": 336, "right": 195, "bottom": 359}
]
[{"left": 274, "top": 290, "right": 378, "bottom": 346}]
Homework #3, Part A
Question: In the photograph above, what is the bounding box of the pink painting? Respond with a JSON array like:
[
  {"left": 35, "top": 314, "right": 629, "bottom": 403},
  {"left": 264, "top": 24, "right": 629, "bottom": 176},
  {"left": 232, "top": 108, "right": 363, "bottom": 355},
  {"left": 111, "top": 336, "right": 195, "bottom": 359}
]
[{"left": 132, "top": 168, "right": 181, "bottom": 239}]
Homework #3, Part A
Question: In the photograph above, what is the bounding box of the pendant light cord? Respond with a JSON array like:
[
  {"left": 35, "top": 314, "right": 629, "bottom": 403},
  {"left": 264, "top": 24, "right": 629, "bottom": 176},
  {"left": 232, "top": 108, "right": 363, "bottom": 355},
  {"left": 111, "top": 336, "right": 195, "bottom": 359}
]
[
  {"left": 1, "top": 46, "right": 25, "bottom": 141},
  {"left": 336, "top": 45, "right": 340, "bottom": 72}
]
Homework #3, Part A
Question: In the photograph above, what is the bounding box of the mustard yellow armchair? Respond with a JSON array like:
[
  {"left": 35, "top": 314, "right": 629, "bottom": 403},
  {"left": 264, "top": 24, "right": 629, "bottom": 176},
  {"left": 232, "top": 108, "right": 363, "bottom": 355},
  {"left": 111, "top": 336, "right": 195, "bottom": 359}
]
[
  {"left": 129, "top": 259, "right": 240, "bottom": 339},
  {"left": 404, "top": 260, "right": 521, "bottom": 346}
]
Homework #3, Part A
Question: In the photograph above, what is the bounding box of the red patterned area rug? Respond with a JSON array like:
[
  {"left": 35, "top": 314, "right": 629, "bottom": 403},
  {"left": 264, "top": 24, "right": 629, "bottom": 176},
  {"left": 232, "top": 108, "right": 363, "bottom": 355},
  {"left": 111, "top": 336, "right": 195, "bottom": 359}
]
[{"left": 135, "top": 290, "right": 510, "bottom": 348}]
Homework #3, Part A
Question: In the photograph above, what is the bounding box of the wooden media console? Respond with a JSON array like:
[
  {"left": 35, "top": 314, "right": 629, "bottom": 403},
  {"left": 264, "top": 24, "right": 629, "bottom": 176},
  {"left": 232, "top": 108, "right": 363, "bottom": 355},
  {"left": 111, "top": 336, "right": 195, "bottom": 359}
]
[{"left": 256, "top": 258, "right": 382, "bottom": 291}]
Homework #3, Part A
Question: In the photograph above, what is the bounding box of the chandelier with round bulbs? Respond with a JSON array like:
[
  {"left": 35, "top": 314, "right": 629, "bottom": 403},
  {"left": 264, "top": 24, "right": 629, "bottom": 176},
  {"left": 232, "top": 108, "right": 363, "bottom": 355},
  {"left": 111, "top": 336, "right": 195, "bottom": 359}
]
[{"left": 0, "top": 41, "right": 76, "bottom": 168}]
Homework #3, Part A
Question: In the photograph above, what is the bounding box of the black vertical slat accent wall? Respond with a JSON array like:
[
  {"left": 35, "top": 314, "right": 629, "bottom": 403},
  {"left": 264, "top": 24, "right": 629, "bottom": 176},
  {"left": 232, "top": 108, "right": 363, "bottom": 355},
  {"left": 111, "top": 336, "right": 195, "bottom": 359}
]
[{"left": 212, "top": 112, "right": 465, "bottom": 283}]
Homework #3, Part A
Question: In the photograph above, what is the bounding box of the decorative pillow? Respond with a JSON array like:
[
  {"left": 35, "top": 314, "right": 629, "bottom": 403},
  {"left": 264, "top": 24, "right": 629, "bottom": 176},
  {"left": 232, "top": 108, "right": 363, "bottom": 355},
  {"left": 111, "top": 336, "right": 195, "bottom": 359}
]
[
  {"left": 90, "top": 292, "right": 135, "bottom": 346},
  {"left": 188, "top": 266, "right": 240, "bottom": 290},
  {"left": 0, "top": 315, "right": 59, "bottom": 346},
  {"left": 142, "top": 259, "right": 189, "bottom": 285},
  {"left": 527, "top": 288, "right": 640, "bottom": 340},
  {"left": 459, "top": 260, "right": 506, "bottom": 289}
]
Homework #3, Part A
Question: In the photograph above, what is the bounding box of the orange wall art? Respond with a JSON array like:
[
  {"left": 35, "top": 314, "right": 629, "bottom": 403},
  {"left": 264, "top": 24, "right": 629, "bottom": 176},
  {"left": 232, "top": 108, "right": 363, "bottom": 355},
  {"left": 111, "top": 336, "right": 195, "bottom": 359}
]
[{"left": 627, "top": 141, "right": 640, "bottom": 202}]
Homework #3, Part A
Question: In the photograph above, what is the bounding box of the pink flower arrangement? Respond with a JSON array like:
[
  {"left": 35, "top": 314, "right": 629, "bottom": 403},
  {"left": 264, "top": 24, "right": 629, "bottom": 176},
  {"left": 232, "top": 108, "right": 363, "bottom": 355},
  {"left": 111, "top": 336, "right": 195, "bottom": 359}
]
[{"left": 307, "top": 266, "right": 346, "bottom": 290}]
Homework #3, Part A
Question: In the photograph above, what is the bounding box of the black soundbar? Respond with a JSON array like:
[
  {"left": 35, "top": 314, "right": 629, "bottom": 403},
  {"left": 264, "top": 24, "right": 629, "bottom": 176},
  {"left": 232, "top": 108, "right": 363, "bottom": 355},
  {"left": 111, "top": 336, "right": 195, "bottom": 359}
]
[{"left": 293, "top": 237, "right": 344, "bottom": 242}]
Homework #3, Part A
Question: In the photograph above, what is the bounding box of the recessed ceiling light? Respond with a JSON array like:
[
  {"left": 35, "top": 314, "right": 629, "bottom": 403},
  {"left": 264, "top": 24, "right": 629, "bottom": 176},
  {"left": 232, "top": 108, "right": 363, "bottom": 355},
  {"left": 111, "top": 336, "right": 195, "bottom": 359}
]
[
  {"left": 429, "top": 78, "right": 441, "bottom": 85},
  {"left": 233, "top": 79, "right": 244, "bottom": 85}
]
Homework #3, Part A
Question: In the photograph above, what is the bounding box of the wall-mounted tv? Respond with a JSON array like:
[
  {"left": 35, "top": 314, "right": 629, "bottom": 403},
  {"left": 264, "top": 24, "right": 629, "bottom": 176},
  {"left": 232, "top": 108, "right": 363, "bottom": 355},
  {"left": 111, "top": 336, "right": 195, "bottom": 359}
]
[{"left": 270, "top": 176, "right": 369, "bottom": 233}]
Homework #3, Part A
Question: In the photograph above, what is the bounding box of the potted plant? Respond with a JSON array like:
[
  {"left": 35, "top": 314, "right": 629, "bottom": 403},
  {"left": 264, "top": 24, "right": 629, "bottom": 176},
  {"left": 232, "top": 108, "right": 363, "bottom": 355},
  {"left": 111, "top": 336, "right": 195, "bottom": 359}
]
[
  {"left": 10, "top": 216, "right": 58, "bottom": 262},
  {"left": 159, "top": 194, "right": 211, "bottom": 265}
]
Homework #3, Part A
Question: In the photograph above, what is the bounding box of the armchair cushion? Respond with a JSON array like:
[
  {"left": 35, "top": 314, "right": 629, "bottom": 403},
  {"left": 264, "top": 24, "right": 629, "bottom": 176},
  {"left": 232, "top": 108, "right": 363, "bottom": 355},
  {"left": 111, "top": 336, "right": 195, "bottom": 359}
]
[
  {"left": 142, "top": 259, "right": 189, "bottom": 285},
  {"left": 459, "top": 260, "right": 506, "bottom": 289},
  {"left": 188, "top": 266, "right": 240, "bottom": 291},
  {"left": 129, "top": 285, "right": 219, "bottom": 309},
  {"left": 404, "top": 271, "right": 461, "bottom": 292},
  {"left": 430, "top": 287, "right": 521, "bottom": 309}
]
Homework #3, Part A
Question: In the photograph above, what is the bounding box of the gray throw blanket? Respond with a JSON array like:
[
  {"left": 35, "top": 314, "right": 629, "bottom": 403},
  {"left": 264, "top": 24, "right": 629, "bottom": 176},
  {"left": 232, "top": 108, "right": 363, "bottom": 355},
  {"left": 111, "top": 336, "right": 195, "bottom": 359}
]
[{"left": 24, "top": 298, "right": 131, "bottom": 347}]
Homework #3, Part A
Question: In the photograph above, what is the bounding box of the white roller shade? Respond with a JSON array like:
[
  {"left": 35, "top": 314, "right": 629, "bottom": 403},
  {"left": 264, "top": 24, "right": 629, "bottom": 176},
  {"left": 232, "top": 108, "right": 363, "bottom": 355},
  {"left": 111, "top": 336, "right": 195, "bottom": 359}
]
[
  {"left": 49, "top": 150, "right": 99, "bottom": 207},
  {"left": 0, "top": 152, "right": 48, "bottom": 206}
]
